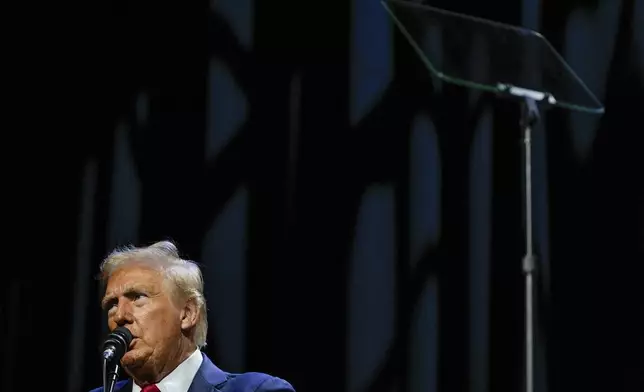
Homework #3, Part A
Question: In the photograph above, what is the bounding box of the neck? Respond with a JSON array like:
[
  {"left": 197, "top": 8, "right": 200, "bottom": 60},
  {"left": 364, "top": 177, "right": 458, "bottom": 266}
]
[{"left": 129, "top": 336, "right": 196, "bottom": 387}]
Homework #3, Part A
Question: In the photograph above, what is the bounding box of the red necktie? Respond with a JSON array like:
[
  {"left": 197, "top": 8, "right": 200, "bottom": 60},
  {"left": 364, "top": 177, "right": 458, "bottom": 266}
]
[{"left": 141, "top": 385, "right": 161, "bottom": 392}]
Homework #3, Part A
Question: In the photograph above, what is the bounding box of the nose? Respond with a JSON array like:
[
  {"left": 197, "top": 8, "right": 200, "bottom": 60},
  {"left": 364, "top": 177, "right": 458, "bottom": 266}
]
[{"left": 112, "top": 300, "right": 133, "bottom": 326}]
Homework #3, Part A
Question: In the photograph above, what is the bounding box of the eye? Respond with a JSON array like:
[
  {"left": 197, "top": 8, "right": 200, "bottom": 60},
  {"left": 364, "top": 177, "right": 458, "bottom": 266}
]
[
  {"left": 103, "top": 299, "right": 117, "bottom": 311},
  {"left": 104, "top": 304, "right": 117, "bottom": 316},
  {"left": 134, "top": 292, "right": 147, "bottom": 301}
]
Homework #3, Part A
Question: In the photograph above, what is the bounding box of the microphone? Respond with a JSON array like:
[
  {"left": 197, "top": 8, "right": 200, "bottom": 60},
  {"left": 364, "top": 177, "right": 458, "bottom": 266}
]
[
  {"left": 102, "top": 327, "right": 133, "bottom": 392},
  {"left": 102, "top": 327, "right": 133, "bottom": 362}
]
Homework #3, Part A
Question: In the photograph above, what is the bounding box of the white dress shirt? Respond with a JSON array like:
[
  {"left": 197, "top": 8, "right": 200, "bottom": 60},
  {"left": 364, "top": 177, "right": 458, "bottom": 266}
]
[{"left": 132, "top": 349, "right": 203, "bottom": 392}]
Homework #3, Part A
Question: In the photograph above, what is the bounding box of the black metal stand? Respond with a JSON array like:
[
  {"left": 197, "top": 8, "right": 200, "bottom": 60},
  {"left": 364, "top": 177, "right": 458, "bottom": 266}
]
[
  {"left": 103, "top": 359, "right": 120, "bottom": 392},
  {"left": 520, "top": 97, "right": 540, "bottom": 392}
]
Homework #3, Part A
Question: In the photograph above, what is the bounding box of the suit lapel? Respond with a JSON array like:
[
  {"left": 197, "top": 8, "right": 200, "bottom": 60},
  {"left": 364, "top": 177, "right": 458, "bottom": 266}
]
[
  {"left": 187, "top": 353, "right": 229, "bottom": 392},
  {"left": 116, "top": 379, "right": 133, "bottom": 392}
]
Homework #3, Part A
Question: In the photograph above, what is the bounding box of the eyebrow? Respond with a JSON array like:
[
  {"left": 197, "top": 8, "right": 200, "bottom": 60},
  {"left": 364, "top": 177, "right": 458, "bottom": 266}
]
[{"left": 101, "top": 284, "right": 152, "bottom": 309}]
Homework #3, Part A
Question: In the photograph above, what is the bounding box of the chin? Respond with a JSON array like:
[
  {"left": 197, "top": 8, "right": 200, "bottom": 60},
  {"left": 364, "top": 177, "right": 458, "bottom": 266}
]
[{"left": 121, "top": 349, "right": 148, "bottom": 369}]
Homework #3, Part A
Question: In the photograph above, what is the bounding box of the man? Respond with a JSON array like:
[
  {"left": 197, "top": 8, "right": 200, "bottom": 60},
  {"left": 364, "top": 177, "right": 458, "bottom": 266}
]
[{"left": 90, "top": 241, "right": 295, "bottom": 392}]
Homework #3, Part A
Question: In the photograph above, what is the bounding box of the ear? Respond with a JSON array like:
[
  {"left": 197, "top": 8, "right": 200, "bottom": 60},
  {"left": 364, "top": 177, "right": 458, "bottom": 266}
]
[{"left": 180, "top": 297, "right": 199, "bottom": 331}]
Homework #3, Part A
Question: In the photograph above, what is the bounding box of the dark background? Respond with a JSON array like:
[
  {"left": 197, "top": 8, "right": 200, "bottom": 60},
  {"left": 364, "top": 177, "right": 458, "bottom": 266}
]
[{"left": 2, "top": 1, "right": 642, "bottom": 392}]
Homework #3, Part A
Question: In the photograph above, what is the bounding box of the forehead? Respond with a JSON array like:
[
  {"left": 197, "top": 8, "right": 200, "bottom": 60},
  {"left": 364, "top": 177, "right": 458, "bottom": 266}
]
[{"left": 104, "top": 264, "right": 164, "bottom": 294}]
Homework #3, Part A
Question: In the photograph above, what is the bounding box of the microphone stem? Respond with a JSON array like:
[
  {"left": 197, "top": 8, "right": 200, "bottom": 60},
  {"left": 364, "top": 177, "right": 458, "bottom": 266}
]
[{"left": 103, "top": 360, "right": 120, "bottom": 392}]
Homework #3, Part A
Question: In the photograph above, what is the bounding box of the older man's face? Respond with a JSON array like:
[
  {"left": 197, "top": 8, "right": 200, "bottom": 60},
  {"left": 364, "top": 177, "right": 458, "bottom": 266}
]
[{"left": 102, "top": 264, "right": 183, "bottom": 375}]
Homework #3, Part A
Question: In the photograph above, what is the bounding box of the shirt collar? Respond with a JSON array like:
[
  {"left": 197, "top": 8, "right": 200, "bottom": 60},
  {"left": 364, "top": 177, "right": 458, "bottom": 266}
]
[{"left": 132, "top": 348, "right": 203, "bottom": 392}]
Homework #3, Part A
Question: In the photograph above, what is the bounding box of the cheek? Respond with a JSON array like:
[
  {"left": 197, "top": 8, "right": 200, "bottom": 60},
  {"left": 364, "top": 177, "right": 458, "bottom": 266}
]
[
  {"left": 106, "top": 312, "right": 119, "bottom": 329},
  {"left": 137, "top": 307, "right": 182, "bottom": 339}
]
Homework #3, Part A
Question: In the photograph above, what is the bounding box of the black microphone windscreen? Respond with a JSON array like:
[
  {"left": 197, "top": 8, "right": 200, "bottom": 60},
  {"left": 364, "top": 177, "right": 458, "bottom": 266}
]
[
  {"left": 102, "top": 327, "right": 134, "bottom": 361},
  {"left": 112, "top": 327, "right": 133, "bottom": 345}
]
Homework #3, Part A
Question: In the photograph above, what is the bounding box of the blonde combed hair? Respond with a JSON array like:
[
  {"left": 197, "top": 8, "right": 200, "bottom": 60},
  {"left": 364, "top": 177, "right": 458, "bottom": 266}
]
[{"left": 100, "top": 240, "right": 208, "bottom": 348}]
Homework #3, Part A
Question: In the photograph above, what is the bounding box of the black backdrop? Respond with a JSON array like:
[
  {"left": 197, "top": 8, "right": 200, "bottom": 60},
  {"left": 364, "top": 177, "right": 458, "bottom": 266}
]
[{"left": 2, "top": 1, "right": 642, "bottom": 392}]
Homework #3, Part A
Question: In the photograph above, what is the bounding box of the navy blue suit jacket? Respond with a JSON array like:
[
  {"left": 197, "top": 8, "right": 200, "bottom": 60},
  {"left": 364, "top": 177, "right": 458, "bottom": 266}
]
[{"left": 89, "top": 352, "right": 295, "bottom": 392}]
